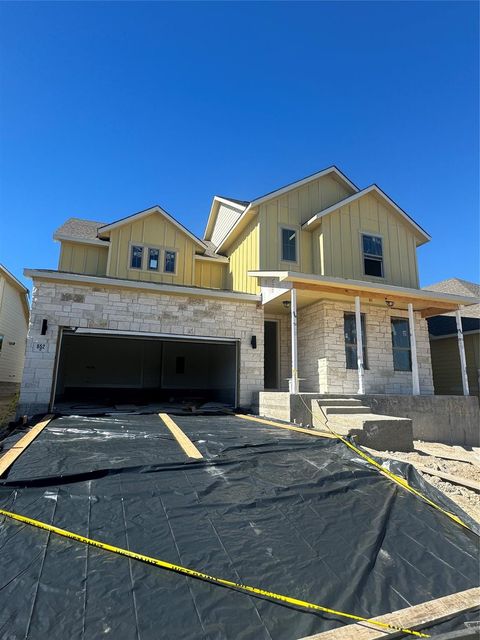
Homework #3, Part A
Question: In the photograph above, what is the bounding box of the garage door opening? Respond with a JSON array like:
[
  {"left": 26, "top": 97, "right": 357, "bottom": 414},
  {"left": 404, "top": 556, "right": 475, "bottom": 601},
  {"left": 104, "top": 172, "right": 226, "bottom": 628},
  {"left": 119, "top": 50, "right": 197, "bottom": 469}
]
[{"left": 53, "top": 331, "right": 238, "bottom": 409}]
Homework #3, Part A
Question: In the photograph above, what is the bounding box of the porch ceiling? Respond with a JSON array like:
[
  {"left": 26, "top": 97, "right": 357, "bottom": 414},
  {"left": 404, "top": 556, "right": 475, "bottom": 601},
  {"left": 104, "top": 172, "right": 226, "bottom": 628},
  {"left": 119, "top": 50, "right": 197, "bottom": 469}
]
[{"left": 251, "top": 271, "right": 478, "bottom": 318}]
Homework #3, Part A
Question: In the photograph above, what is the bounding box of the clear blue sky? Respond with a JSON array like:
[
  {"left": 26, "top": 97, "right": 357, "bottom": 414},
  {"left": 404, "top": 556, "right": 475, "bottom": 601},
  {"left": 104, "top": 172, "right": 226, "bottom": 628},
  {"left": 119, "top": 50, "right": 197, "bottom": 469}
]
[{"left": 0, "top": 1, "right": 478, "bottom": 292}]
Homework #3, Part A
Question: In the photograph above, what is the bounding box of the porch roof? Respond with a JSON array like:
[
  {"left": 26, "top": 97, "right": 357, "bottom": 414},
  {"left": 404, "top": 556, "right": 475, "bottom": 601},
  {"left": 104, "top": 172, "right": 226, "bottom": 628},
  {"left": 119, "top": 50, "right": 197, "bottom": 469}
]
[{"left": 248, "top": 270, "right": 479, "bottom": 317}]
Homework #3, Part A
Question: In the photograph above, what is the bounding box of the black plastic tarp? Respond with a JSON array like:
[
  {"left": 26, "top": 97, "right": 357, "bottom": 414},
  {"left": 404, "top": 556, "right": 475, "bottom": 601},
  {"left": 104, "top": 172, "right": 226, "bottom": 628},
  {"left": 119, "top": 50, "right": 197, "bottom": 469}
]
[{"left": 0, "top": 414, "right": 478, "bottom": 639}]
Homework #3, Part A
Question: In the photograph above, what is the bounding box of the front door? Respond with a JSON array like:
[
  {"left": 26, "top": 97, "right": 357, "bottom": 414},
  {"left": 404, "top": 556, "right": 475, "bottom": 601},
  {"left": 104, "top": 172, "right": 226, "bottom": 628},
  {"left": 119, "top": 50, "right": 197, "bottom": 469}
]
[{"left": 264, "top": 320, "right": 279, "bottom": 389}]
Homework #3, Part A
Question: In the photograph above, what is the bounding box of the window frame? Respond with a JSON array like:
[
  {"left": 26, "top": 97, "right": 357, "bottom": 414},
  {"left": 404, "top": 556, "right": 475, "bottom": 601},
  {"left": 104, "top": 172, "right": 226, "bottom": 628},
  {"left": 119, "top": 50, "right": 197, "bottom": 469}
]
[
  {"left": 163, "top": 248, "right": 178, "bottom": 275},
  {"left": 279, "top": 225, "right": 299, "bottom": 264},
  {"left": 0, "top": 335, "right": 4, "bottom": 355},
  {"left": 391, "top": 317, "right": 412, "bottom": 371},
  {"left": 129, "top": 244, "right": 144, "bottom": 270},
  {"left": 343, "top": 312, "right": 368, "bottom": 370},
  {"left": 147, "top": 247, "right": 160, "bottom": 272},
  {"left": 361, "top": 232, "right": 384, "bottom": 279}
]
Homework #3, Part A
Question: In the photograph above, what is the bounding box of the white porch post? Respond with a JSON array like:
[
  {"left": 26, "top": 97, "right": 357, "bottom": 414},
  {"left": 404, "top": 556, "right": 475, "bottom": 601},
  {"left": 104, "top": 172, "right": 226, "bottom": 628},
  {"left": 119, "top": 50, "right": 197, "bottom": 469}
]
[
  {"left": 455, "top": 307, "right": 470, "bottom": 396},
  {"left": 354, "top": 296, "right": 365, "bottom": 395},
  {"left": 290, "top": 288, "right": 299, "bottom": 394},
  {"left": 408, "top": 303, "right": 420, "bottom": 395}
]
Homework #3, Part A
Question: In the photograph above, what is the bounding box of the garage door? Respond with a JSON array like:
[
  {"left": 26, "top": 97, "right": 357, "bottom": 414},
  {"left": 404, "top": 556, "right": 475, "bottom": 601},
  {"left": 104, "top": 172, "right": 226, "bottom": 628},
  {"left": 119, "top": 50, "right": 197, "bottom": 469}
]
[{"left": 53, "top": 329, "right": 238, "bottom": 407}]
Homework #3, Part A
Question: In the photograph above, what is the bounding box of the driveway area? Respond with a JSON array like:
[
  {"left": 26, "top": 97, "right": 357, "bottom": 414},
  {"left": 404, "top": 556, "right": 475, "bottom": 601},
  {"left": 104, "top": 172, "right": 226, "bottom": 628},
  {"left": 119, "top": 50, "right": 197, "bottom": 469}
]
[{"left": 0, "top": 412, "right": 478, "bottom": 639}]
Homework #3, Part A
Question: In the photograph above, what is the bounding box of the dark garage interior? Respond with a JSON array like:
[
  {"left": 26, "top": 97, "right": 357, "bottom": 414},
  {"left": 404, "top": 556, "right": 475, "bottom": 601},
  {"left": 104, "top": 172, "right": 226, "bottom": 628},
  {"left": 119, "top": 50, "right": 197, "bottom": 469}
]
[{"left": 54, "top": 331, "right": 238, "bottom": 408}]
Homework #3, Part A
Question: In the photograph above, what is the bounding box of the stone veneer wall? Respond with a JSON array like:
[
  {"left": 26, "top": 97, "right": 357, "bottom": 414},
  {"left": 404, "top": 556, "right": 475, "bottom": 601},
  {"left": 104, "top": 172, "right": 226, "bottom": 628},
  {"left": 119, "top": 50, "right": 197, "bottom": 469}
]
[
  {"left": 297, "top": 300, "right": 434, "bottom": 395},
  {"left": 19, "top": 279, "right": 264, "bottom": 415}
]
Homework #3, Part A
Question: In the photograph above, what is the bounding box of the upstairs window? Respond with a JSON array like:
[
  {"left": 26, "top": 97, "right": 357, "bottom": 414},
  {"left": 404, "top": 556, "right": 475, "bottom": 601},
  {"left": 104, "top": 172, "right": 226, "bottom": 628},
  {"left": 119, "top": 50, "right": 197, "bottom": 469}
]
[
  {"left": 164, "top": 250, "right": 177, "bottom": 274},
  {"left": 362, "top": 234, "right": 383, "bottom": 277},
  {"left": 391, "top": 318, "right": 412, "bottom": 371},
  {"left": 0, "top": 335, "right": 3, "bottom": 355},
  {"left": 281, "top": 227, "right": 298, "bottom": 262},
  {"left": 148, "top": 248, "right": 159, "bottom": 271},
  {"left": 344, "top": 313, "right": 367, "bottom": 369},
  {"left": 130, "top": 245, "right": 143, "bottom": 269}
]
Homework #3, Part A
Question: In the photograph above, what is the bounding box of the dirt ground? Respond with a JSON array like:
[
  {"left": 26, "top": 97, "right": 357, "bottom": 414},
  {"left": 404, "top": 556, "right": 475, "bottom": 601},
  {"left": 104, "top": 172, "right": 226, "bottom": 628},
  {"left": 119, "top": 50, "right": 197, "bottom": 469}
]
[{"left": 377, "top": 442, "right": 480, "bottom": 523}]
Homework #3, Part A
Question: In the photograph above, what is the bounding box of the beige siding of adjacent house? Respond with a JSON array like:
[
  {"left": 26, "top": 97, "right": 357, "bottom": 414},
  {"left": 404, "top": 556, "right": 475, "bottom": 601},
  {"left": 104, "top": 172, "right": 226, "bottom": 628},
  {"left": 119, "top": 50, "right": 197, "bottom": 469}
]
[
  {"left": 315, "top": 192, "right": 420, "bottom": 288},
  {"left": 226, "top": 219, "right": 260, "bottom": 294},
  {"left": 0, "top": 277, "right": 28, "bottom": 383},
  {"left": 430, "top": 334, "right": 480, "bottom": 396},
  {"left": 258, "top": 174, "right": 354, "bottom": 273},
  {"left": 59, "top": 241, "right": 108, "bottom": 276},
  {"left": 106, "top": 213, "right": 198, "bottom": 286},
  {"left": 194, "top": 260, "right": 228, "bottom": 289}
]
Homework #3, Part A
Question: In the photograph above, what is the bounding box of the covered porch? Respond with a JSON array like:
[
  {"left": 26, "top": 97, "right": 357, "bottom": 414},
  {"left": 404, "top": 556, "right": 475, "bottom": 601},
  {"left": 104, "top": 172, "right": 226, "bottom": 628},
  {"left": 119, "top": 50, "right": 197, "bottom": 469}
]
[{"left": 251, "top": 271, "right": 476, "bottom": 397}]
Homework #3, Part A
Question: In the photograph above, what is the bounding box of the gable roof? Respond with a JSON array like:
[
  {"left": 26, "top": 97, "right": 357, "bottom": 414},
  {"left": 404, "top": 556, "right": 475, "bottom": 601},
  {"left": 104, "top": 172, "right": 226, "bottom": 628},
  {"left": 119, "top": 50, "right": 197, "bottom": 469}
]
[
  {"left": 213, "top": 165, "right": 359, "bottom": 252},
  {"left": 54, "top": 218, "right": 108, "bottom": 244},
  {"left": 0, "top": 264, "right": 30, "bottom": 320},
  {"left": 203, "top": 197, "right": 249, "bottom": 242},
  {"left": 424, "top": 278, "right": 480, "bottom": 298},
  {"left": 97, "top": 205, "right": 206, "bottom": 249},
  {"left": 302, "top": 184, "right": 431, "bottom": 245}
]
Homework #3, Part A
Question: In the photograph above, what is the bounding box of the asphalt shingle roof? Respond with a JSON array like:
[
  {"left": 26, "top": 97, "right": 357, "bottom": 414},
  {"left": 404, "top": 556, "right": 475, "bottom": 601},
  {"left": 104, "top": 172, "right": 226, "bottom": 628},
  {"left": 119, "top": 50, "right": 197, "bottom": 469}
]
[{"left": 55, "top": 218, "right": 107, "bottom": 241}]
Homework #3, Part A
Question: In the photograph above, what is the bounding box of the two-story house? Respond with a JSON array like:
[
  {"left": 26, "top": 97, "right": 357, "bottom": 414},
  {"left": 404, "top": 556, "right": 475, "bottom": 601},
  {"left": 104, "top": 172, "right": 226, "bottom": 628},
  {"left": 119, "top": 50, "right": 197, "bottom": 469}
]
[{"left": 18, "top": 166, "right": 475, "bottom": 416}]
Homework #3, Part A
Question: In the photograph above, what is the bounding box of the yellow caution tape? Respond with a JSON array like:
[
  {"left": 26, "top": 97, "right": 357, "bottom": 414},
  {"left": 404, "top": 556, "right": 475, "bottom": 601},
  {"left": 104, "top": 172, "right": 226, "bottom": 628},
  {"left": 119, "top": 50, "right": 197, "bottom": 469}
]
[
  {"left": 297, "top": 397, "right": 474, "bottom": 534},
  {"left": 0, "top": 508, "right": 429, "bottom": 638}
]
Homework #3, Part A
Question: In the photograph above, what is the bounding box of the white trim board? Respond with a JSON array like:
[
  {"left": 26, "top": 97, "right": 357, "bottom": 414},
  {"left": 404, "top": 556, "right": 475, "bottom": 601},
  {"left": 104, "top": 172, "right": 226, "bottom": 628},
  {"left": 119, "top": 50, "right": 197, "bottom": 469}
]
[
  {"left": 303, "top": 185, "right": 431, "bottom": 244},
  {"left": 70, "top": 328, "right": 239, "bottom": 343},
  {"left": 24, "top": 269, "right": 261, "bottom": 303},
  {"left": 97, "top": 205, "right": 206, "bottom": 249},
  {"left": 53, "top": 234, "right": 110, "bottom": 247}
]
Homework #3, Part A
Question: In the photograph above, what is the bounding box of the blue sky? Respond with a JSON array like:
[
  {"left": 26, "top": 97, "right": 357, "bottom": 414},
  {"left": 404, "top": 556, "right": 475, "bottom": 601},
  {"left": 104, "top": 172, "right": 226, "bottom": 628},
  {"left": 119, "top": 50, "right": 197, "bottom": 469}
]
[{"left": 0, "top": 1, "right": 478, "bottom": 291}]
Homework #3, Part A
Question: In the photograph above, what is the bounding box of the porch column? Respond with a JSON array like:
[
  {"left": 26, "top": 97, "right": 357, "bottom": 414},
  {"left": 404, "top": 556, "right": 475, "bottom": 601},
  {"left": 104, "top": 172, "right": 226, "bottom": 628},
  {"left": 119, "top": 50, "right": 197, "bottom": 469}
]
[
  {"left": 354, "top": 296, "right": 365, "bottom": 395},
  {"left": 407, "top": 303, "right": 420, "bottom": 395},
  {"left": 290, "top": 288, "right": 299, "bottom": 394},
  {"left": 455, "top": 307, "right": 470, "bottom": 396}
]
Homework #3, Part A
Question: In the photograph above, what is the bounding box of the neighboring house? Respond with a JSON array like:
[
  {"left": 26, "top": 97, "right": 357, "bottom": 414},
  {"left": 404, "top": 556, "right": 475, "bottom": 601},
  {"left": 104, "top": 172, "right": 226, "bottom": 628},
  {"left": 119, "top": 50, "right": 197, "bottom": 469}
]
[
  {"left": 18, "top": 166, "right": 477, "bottom": 415},
  {"left": 0, "top": 265, "right": 29, "bottom": 384},
  {"left": 424, "top": 279, "right": 480, "bottom": 396},
  {"left": 424, "top": 278, "right": 480, "bottom": 318}
]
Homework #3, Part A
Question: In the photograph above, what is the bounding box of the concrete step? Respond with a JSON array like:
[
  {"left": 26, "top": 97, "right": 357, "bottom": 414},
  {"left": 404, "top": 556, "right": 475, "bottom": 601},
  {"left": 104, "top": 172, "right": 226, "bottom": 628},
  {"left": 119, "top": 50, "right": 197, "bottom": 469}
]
[
  {"left": 317, "top": 398, "right": 366, "bottom": 408},
  {"left": 321, "top": 405, "right": 371, "bottom": 415},
  {"left": 311, "top": 399, "right": 413, "bottom": 452}
]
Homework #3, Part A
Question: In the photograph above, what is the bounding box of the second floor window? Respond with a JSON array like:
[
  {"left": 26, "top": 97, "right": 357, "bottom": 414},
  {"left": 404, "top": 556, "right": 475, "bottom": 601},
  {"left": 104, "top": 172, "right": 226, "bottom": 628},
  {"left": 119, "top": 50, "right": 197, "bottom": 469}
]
[
  {"left": 391, "top": 318, "right": 412, "bottom": 371},
  {"left": 362, "top": 234, "right": 383, "bottom": 277},
  {"left": 281, "top": 228, "right": 297, "bottom": 262},
  {"left": 164, "top": 250, "right": 177, "bottom": 274},
  {"left": 344, "top": 313, "right": 367, "bottom": 369},
  {"left": 148, "top": 248, "right": 159, "bottom": 271},
  {"left": 130, "top": 245, "right": 143, "bottom": 269}
]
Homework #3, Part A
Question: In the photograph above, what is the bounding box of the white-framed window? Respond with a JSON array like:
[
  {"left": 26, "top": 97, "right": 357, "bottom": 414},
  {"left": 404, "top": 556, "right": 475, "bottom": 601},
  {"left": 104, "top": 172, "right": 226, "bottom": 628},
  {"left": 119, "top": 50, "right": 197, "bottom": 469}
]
[
  {"left": 362, "top": 234, "right": 383, "bottom": 277},
  {"left": 130, "top": 245, "right": 143, "bottom": 269},
  {"left": 280, "top": 227, "right": 298, "bottom": 262},
  {"left": 164, "top": 250, "right": 177, "bottom": 274},
  {"left": 147, "top": 248, "right": 160, "bottom": 271}
]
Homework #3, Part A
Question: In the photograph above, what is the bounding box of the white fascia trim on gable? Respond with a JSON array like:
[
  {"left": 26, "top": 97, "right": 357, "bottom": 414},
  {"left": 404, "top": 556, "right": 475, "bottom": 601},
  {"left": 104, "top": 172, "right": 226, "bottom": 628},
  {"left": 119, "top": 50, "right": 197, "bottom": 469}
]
[
  {"left": 53, "top": 233, "right": 110, "bottom": 247},
  {"left": 302, "top": 185, "right": 431, "bottom": 243},
  {"left": 98, "top": 206, "right": 206, "bottom": 250},
  {"left": 214, "top": 166, "right": 359, "bottom": 253},
  {"left": 0, "top": 264, "right": 29, "bottom": 294},
  {"left": 203, "top": 196, "right": 247, "bottom": 241},
  {"left": 23, "top": 269, "right": 260, "bottom": 303},
  {"left": 194, "top": 254, "right": 229, "bottom": 264},
  {"left": 248, "top": 166, "right": 358, "bottom": 209}
]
